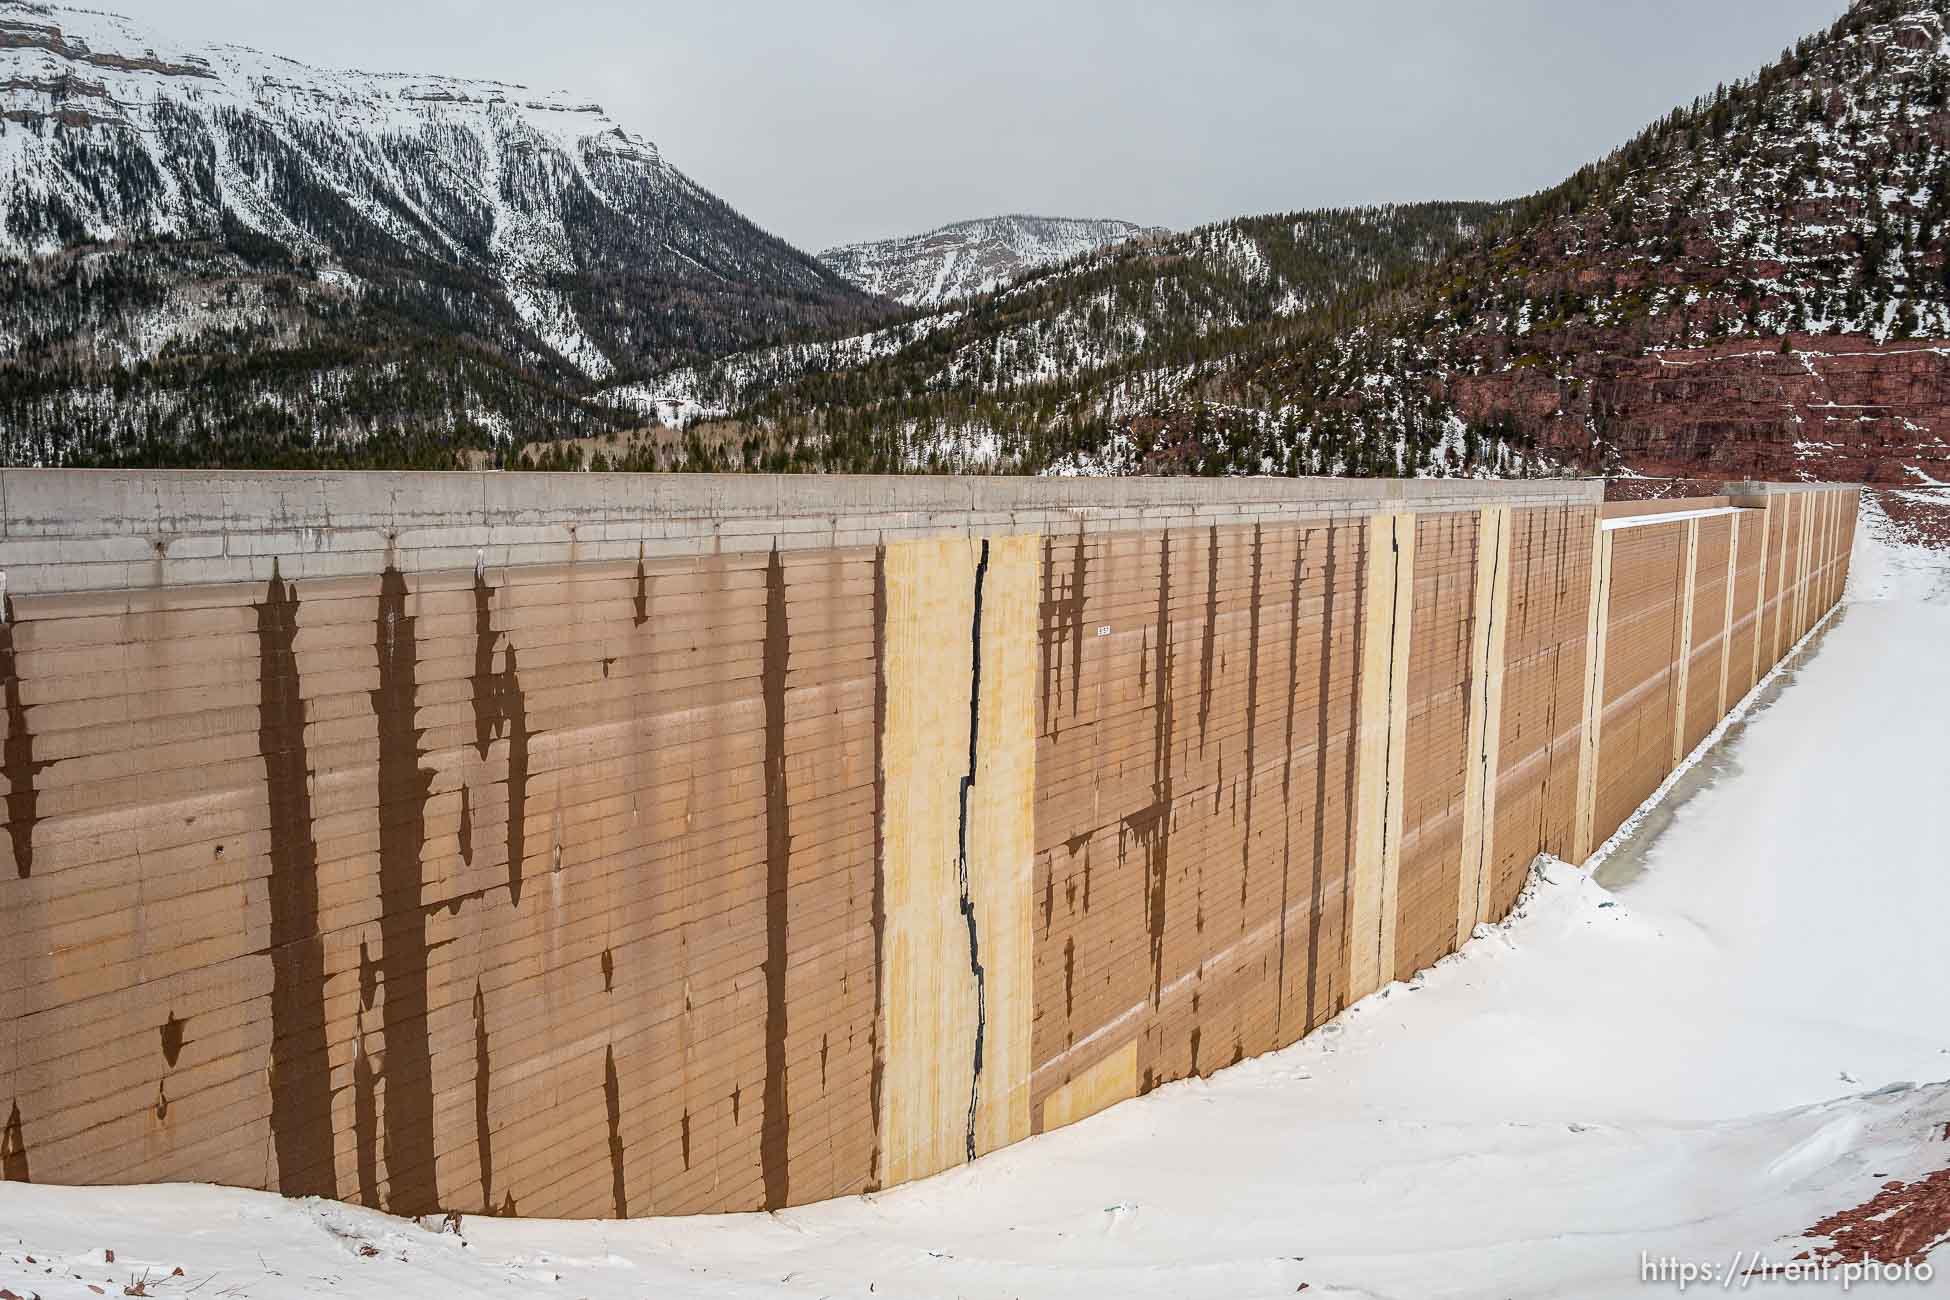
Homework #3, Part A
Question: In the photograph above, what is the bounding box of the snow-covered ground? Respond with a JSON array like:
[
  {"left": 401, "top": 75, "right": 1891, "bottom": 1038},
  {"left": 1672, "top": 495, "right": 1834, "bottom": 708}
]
[
  {"left": 4, "top": 508, "right": 1947, "bottom": 1299},
  {"left": 1857, "top": 488, "right": 1950, "bottom": 605}
]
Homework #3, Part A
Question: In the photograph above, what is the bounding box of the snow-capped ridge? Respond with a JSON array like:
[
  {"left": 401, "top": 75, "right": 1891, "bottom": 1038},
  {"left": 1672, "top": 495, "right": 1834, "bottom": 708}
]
[
  {"left": 0, "top": 0, "right": 888, "bottom": 461},
  {"left": 819, "top": 213, "right": 1166, "bottom": 307}
]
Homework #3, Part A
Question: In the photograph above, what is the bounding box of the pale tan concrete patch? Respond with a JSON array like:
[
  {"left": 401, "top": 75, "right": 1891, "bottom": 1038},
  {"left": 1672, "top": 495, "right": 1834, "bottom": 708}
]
[
  {"left": 1348, "top": 512, "right": 1414, "bottom": 1001},
  {"left": 879, "top": 534, "right": 1036, "bottom": 1185},
  {"left": 1572, "top": 526, "right": 1614, "bottom": 865},
  {"left": 1039, "top": 1040, "right": 1139, "bottom": 1135},
  {"left": 1718, "top": 513, "right": 1741, "bottom": 718},
  {"left": 1670, "top": 518, "right": 1700, "bottom": 770},
  {"left": 1753, "top": 497, "right": 1775, "bottom": 686},
  {"left": 968, "top": 533, "right": 1037, "bottom": 1160},
  {"left": 1457, "top": 504, "right": 1512, "bottom": 947}
]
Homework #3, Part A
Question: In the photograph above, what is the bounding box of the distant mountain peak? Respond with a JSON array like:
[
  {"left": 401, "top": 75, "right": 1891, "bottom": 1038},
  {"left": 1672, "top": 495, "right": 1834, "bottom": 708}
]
[
  {"left": 0, "top": 1, "right": 662, "bottom": 174},
  {"left": 0, "top": 0, "right": 895, "bottom": 466},
  {"left": 819, "top": 213, "right": 1167, "bottom": 308}
]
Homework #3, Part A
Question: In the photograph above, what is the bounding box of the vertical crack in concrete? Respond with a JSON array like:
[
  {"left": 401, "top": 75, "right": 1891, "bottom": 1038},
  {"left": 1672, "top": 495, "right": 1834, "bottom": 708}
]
[
  {"left": 868, "top": 545, "right": 887, "bottom": 1191},
  {"left": 1240, "top": 526, "right": 1263, "bottom": 926},
  {"left": 254, "top": 567, "right": 337, "bottom": 1198},
  {"left": 760, "top": 546, "right": 792, "bottom": 1211},
  {"left": 371, "top": 566, "right": 439, "bottom": 1215},
  {"left": 1332, "top": 525, "right": 1366, "bottom": 1023},
  {"left": 1469, "top": 510, "right": 1505, "bottom": 929},
  {"left": 2, "top": 596, "right": 51, "bottom": 879},
  {"left": 955, "top": 539, "right": 992, "bottom": 1165},
  {"left": 1373, "top": 519, "right": 1406, "bottom": 986}
]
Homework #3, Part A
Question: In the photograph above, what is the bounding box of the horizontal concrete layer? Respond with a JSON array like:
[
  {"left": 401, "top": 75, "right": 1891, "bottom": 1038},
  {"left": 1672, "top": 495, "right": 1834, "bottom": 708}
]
[{"left": 0, "top": 471, "right": 1608, "bottom": 597}]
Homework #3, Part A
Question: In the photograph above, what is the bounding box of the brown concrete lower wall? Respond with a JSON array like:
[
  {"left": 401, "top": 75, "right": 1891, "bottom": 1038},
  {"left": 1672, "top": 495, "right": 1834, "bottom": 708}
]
[
  {"left": 1594, "top": 522, "right": 1686, "bottom": 840},
  {"left": 4, "top": 549, "right": 887, "bottom": 1216},
  {"left": 1489, "top": 502, "right": 1593, "bottom": 919},
  {"left": 1031, "top": 519, "right": 1367, "bottom": 1124},
  {"left": 0, "top": 474, "right": 1857, "bottom": 1218}
]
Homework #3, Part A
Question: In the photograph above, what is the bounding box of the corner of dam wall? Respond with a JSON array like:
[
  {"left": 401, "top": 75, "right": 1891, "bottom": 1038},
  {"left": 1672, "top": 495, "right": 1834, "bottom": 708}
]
[{"left": 0, "top": 470, "right": 1859, "bottom": 1217}]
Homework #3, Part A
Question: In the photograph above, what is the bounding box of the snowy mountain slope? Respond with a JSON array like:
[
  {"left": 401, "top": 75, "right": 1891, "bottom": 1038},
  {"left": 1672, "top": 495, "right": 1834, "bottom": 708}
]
[
  {"left": 1242, "top": 0, "right": 1950, "bottom": 483},
  {"left": 742, "top": 0, "right": 1950, "bottom": 484},
  {"left": 607, "top": 0, "right": 1950, "bottom": 483},
  {"left": 0, "top": 1, "right": 894, "bottom": 465},
  {"left": 619, "top": 203, "right": 1506, "bottom": 473},
  {"left": 818, "top": 214, "right": 1163, "bottom": 307}
]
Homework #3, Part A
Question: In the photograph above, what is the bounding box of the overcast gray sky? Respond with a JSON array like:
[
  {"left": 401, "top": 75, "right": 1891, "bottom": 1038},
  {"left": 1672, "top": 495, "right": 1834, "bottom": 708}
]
[{"left": 144, "top": 0, "right": 1847, "bottom": 254}]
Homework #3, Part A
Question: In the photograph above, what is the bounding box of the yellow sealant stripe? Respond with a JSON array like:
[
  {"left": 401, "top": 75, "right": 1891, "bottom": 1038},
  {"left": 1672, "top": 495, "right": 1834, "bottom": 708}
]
[
  {"left": 1457, "top": 504, "right": 1512, "bottom": 947},
  {"left": 1572, "top": 521, "right": 1614, "bottom": 865},
  {"left": 1718, "top": 512, "right": 1741, "bottom": 718},
  {"left": 1039, "top": 1041, "right": 1139, "bottom": 1135},
  {"left": 1671, "top": 518, "right": 1700, "bottom": 770},
  {"left": 878, "top": 534, "right": 1037, "bottom": 1185},
  {"left": 1349, "top": 511, "right": 1414, "bottom": 1001}
]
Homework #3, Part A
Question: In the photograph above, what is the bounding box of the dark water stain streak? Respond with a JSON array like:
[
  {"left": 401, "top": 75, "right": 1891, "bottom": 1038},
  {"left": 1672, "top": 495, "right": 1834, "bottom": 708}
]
[
  {"left": 760, "top": 546, "right": 792, "bottom": 1212},
  {"left": 604, "top": 1045, "right": 628, "bottom": 1218},
  {"left": 1, "top": 1101, "right": 28, "bottom": 1181},
  {"left": 471, "top": 573, "right": 533, "bottom": 908},
  {"left": 253, "top": 569, "right": 338, "bottom": 1197},
  {"left": 1240, "top": 526, "right": 1264, "bottom": 924},
  {"left": 370, "top": 567, "right": 439, "bottom": 1215},
  {"left": 2, "top": 596, "right": 52, "bottom": 879},
  {"left": 472, "top": 982, "right": 495, "bottom": 1212},
  {"left": 1198, "top": 526, "right": 1219, "bottom": 753},
  {"left": 1305, "top": 524, "right": 1342, "bottom": 1035}
]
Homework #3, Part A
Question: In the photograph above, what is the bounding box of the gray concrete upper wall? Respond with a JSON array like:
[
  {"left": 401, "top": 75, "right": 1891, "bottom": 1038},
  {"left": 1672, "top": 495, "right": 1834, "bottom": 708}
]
[
  {"left": 0, "top": 469, "right": 1607, "bottom": 597},
  {"left": 1721, "top": 481, "right": 1842, "bottom": 497}
]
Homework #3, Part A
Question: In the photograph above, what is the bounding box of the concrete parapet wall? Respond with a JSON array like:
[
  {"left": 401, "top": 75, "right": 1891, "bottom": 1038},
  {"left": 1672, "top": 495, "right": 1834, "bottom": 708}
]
[
  {"left": 0, "top": 470, "right": 1603, "bottom": 596},
  {"left": 1601, "top": 496, "right": 1732, "bottom": 519},
  {"left": 0, "top": 473, "right": 1854, "bottom": 1219}
]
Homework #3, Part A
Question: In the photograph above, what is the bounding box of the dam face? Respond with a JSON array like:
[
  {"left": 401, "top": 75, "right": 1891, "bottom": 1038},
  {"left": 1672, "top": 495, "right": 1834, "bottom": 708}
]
[{"left": 0, "top": 471, "right": 1857, "bottom": 1217}]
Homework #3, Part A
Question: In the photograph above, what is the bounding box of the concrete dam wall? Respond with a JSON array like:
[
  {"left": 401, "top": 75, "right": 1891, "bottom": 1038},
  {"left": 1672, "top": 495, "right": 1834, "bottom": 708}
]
[{"left": 0, "top": 471, "right": 1859, "bottom": 1217}]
